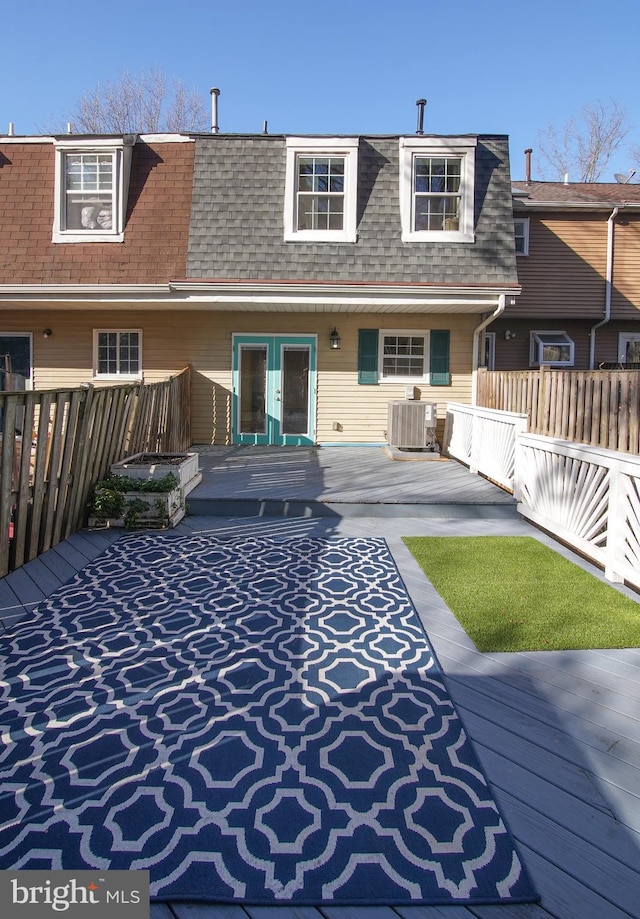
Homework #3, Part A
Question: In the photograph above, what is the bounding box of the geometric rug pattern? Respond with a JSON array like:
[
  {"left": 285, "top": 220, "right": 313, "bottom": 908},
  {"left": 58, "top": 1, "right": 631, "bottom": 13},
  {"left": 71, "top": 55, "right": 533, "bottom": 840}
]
[{"left": 0, "top": 534, "right": 537, "bottom": 905}]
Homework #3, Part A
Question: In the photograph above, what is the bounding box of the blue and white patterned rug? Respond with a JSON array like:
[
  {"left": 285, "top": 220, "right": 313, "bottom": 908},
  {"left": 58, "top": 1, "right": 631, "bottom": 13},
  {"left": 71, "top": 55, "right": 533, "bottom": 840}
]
[{"left": 0, "top": 533, "right": 537, "bottom": 905}]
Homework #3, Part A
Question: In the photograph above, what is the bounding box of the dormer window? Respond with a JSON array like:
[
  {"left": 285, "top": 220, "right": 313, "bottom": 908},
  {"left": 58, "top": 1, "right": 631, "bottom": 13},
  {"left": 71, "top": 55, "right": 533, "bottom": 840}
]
[
  {"left": 53, "top": 136, "right": 135, "bottom": 243},
  {"left": 284, "top": 137, "right": 358, "bottom": 242},
  {"left": 400, "top": 137, "right": 476, "bottom": 243}
]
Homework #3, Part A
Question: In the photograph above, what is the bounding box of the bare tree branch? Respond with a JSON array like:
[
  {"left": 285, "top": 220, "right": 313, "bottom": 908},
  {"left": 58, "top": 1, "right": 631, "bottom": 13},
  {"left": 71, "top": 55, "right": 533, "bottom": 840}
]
[
  {"left": 536, "top": 99, "right": 632, "bottom": 182},
  {"left": 54, "top": 70, "right": 209, "bottom": 134}
]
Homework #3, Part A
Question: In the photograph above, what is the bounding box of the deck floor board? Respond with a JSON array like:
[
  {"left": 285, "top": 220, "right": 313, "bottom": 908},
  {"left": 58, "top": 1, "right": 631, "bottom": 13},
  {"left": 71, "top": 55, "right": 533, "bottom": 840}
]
[{"left": 2, "top": 449, "right": 639, "bottom": 919}]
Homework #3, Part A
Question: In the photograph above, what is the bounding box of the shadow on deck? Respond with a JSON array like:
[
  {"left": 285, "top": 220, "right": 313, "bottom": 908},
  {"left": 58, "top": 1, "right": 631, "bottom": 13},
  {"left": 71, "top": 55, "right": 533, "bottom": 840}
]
[{"left": 187, "top": 445, "right": 517, "bottom": 519}]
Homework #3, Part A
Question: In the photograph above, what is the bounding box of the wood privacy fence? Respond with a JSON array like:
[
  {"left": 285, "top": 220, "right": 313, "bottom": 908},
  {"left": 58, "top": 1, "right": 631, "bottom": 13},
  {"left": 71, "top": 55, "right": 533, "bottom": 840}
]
[
  {"left": 476, "top": 367, "right": 640, "bottom": 454},
  {"left": 0, "top": 367, "right": 191, "bottom": 577}
]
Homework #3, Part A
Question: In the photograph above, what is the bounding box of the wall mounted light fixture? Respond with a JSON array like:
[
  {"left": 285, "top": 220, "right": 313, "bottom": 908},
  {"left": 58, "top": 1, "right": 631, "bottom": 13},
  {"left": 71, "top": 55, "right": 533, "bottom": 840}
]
[
  {"left": 504, "top": 330, "right": 516, "bottom": 341},
  {"left": 329, "top": 327, "right": 341, "bottom": 350},
  {"left": 42, "top": 328, "right": 52, "bottom": 338}
]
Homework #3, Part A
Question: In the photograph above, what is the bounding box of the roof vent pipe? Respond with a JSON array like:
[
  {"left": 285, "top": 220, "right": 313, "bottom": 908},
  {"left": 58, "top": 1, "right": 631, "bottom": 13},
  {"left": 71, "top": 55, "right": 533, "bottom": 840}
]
[
  {"left": 524, "top": 148, "right": 532, "bottom": 185},
  {"left": 210, "top": 88, "right": 220, "bottom": 134},
  {"left": 8, "top": 123, "right": 14, "bottom": 136},
  {"left": 416, "top": 99, "right": 426, "bottom": 135}
]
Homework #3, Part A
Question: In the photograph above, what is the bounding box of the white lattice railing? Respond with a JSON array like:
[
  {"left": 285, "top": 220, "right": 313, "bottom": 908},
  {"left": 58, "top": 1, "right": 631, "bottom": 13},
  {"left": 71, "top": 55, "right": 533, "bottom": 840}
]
[
  {"left": 515, "top": 434, "right": 640, "bottom": 589},
  {"left": 445, "top": 405, "right": 640, "bottom": 589},
  {"left": 444, "top": 403, "right": 529, "bottom": 491}
]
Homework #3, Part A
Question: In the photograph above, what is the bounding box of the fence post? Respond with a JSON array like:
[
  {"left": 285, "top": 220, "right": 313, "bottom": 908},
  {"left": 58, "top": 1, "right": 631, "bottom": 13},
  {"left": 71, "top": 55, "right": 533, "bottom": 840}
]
[{"left": 604, "top": 459, "right": 625, "bottom": 583}]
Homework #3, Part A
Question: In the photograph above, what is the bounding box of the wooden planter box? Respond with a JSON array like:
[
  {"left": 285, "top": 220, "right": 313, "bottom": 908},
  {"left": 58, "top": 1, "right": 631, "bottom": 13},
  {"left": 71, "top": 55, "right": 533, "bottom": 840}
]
[
  {"left": 110, "top": 452, "right": 201, "bottom": 496},
  {"left": 88, "top": 485, "right": 185, "bottom": 530}
]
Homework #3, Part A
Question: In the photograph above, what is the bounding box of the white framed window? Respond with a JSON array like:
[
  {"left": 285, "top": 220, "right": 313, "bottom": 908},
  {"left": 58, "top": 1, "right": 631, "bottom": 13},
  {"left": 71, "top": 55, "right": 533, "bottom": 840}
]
[
  {"left": 93, "top": 330, "right": 142, "bottom": 380},
  {"left": 618, "top": 333, "right": 640, "bottom": 364},
  {"left": 53, "top": 136, "right": 134, "bottom": 243},
  {"left": 514, "top": 217, "right": 530, "bottom": 255},
  {"left": 530, "top": 330, "right": 574, "bottom": 367},
  {"left": 399, "top": 137, "right": 476, "bottom": 243},
  {"left": 482, "top": 331, "right": 496, "bottom": 369},
  {"left": 379, "top": 330, "right": 429, "bottom": 382},
  {"left": 284, "top": 137, "right": 359, "bottom": 242}
]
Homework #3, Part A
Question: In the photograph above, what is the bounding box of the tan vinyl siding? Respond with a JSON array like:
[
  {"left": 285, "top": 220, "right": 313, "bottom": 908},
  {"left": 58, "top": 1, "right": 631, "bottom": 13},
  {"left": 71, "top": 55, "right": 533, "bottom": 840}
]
[
  {"left": 512, "top": 213, "right": 607, "bottom": 319},
  {"left": 611, "top": 218, "right": 640, "bottom": 319},
  {"left": 0, "top": 307, "right": 478, "bottom": 444}
]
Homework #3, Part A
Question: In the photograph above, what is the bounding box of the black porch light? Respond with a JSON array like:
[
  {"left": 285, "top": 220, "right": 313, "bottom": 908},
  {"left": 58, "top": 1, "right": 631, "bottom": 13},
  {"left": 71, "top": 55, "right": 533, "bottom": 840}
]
[{"left": 329, "top": 327, "right": 341, "bottom": 350}]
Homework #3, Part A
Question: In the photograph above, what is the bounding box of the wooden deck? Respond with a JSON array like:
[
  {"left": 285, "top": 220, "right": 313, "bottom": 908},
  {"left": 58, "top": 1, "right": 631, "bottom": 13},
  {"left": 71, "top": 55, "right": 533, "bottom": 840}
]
[{"left": 2, "top": 455, "right": 639, "bottom": 918}]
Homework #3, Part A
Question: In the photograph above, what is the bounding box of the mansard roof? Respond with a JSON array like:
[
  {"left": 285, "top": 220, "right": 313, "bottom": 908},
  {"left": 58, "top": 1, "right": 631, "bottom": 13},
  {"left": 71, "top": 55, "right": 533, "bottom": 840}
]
[{"left": 186, "top": 133, "right": 518, "bottom": 289}]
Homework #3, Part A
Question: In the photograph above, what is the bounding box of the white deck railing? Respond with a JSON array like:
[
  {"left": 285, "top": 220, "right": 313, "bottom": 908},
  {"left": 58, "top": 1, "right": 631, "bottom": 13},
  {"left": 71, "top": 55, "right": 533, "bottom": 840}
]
[
  {"left": 444, "top": 402, "right": 528, "bottom": 491},
  {"left": 445, "top": 404, "right": 640, "bottom": 590}
]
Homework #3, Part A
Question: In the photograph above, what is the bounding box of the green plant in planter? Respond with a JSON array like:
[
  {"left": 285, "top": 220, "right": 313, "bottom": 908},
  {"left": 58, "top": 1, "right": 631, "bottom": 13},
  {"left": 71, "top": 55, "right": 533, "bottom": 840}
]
[{"left": 89, "top": 472, "right": 180, "bottom": 528}]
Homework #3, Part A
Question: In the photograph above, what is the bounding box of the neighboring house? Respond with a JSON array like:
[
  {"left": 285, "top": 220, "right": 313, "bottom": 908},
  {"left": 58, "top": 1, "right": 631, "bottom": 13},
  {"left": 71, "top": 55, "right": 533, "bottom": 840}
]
[
  {"left": 0, "top": 128, "right": 518, "bottom": 445},
  {"left": 487, "top": 179, "right": 640, "bottom": 371}
]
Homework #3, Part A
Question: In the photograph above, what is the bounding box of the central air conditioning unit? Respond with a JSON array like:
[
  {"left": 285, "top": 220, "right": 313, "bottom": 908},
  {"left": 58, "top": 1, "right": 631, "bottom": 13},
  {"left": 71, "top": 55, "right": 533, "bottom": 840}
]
[{"left": 387, "top": 401, "right": 438, "bottom": 450}]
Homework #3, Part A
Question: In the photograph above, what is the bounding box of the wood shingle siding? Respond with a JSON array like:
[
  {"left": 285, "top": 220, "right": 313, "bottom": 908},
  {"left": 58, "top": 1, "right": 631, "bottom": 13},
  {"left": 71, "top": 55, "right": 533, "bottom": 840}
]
[{"left": 0, "top": 138, "right": 194, "bottom": 284}]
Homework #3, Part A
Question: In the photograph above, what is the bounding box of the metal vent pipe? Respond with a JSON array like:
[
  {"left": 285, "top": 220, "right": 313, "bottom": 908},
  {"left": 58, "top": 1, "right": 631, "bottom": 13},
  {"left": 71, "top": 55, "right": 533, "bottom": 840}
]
[{"left": 210, "top": 88, "right": 220, "bottom": 134}]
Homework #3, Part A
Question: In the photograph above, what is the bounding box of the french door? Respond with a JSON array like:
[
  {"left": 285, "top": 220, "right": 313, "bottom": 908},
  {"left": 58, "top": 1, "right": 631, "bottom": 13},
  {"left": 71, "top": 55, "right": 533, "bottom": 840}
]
[{"left": 232, "top": 335, "right": 317, "bottom": 445}]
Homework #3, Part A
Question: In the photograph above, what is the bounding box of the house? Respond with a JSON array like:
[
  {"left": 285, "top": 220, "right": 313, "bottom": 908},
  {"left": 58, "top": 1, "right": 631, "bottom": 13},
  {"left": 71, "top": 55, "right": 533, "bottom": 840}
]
[
  {"left": 487, "top": 175, "right": 640, "bottom": 371},
  {"left": 0, "top": 122, "right": 519, "bottom": 446}
]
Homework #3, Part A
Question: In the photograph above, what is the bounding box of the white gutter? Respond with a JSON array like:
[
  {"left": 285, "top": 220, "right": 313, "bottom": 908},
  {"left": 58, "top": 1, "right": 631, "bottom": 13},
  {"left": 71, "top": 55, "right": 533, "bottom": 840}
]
[
  {"left": 589, "top": 206, "right": 619, "bottom": 369},
  {"left": 471, "top": 293, "right": 507, "bottom": 404}
]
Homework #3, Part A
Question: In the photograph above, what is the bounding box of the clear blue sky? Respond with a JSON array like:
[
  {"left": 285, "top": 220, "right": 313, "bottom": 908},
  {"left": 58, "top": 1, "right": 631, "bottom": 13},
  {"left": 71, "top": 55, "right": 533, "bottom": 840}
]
[{"left": 1, "top": 0, "right": 638, "bottom": 181}]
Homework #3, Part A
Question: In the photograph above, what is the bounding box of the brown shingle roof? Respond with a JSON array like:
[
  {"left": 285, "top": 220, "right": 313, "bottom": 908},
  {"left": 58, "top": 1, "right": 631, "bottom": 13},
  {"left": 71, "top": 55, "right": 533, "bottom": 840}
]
[
  {"left": 512, "top": 180, "right": 640, "bottom": 207},
  {"left": 0, "top": 138, "right": 194, "bottom": 285}
]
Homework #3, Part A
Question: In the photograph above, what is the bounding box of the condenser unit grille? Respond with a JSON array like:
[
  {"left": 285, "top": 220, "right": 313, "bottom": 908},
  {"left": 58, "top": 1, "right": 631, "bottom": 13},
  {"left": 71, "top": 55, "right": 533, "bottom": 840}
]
[{"left": 387, "top": 401, "right": 436, "bottom": 448}]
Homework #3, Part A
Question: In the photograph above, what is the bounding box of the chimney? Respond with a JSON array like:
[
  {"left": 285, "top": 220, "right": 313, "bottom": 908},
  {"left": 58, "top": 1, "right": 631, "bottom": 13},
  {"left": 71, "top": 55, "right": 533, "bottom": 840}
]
[
  {"left": 210, "top": 87, "right": 220, "bottom": 134},
  {"left": 416, "top": 99, "right": 426, "bottom": 135},
  {"left": 524, "top": 148, "right": 532, "bottom": 185}
]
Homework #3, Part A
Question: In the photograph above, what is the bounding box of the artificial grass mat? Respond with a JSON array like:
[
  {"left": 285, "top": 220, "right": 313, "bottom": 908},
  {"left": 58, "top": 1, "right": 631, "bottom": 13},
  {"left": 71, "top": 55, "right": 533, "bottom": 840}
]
[{"left": 403, "top": 535, "right": 640, "bottom": 652}]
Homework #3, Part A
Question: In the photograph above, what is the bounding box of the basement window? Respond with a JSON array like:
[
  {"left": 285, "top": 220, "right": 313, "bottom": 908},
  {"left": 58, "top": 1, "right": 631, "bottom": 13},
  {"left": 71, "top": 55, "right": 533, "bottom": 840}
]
[
  {"left": 53, "top": 136, "right": 135, "bottom": 243},
  {"left": 530, "top": 331, "right": 575, "bottom": 367}
]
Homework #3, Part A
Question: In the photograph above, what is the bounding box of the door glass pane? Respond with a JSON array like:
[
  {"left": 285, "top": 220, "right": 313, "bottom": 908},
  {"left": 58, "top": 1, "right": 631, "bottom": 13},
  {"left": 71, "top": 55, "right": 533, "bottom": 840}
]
[
  {"left": 0, "top": 335, "right": 31, "bottom": 390},
  {"left": 282, "top": 347, "right": 309, "bottom": 435},
  {"left": 240, "top": 346, "right": 267, "bottom": 434}
]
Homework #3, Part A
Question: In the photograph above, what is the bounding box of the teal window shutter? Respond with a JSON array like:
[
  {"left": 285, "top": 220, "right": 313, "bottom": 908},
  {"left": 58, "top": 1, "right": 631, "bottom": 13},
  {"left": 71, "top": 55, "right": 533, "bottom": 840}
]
[
  {"left": 430, "top": 330, "right": 450, "bottom": 385},
  {"left": 358, "top": 329, "right": 379, "bottom": 384}
]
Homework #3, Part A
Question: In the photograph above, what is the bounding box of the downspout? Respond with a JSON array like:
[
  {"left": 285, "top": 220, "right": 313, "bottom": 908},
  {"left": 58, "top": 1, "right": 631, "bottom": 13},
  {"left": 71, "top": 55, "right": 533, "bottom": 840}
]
[
  {"left": 589, "top": 206, "right": 619, "bottom": 369},
  {"left": 472, "top": 293, "right": 506, "bottom": 404}
]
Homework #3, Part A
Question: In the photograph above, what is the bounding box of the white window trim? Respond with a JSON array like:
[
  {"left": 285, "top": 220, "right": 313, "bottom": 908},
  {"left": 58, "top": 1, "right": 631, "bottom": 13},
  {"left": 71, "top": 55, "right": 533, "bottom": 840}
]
[
  {"left": 530, "top": 330, "right": 575, "bottom": 367},
  {"left": 284, "top": 136, "right": 359, "bottom": 242},
  {"left": 93, "top": 329, "right": 143, "bottom": 381},
  {"left": 53, "top": 136, "right": 135, "bottom": 243},
  {"left": 483, "top": 331, "right": 496, "bottom": 369},
  {"left": 378, "top": 329, "right": 430, "bottom": 383},
  {"left": 514, "top": 217, "right": 530, "bottom": 255},
  {"left": 399, "top": 136, "right": 476, "bottom": 243},
  {"left": 618, "top": 332, "right": 640, "bottom": 363}
]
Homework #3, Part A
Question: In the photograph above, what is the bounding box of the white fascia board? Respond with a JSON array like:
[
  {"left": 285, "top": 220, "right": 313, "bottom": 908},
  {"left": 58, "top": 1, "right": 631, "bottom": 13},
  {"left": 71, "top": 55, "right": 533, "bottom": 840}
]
[{"left": 0, "top": 281, "right": 518, "bottom": 312}]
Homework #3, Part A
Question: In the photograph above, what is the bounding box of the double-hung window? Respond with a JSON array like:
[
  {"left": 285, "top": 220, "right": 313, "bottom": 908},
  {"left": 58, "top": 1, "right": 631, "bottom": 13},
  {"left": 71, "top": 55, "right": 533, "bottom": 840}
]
[
  {"left": 94, "top": 330, "right": 142, "bottom": 380},
  {"left": 53, "top": 136, "right": 134, "bottom": 242},
  {"left": 514, "top": 217, "right": 530, "bottom": 255},
  {"left": 284, "top": 137, "right": 358, "bottom": 242},
  {"left": 400, "top": 137, "right": 476, "bottom": 243},
  {"left": 381, "top": 332, "right": 428, "bottom": 382}
]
